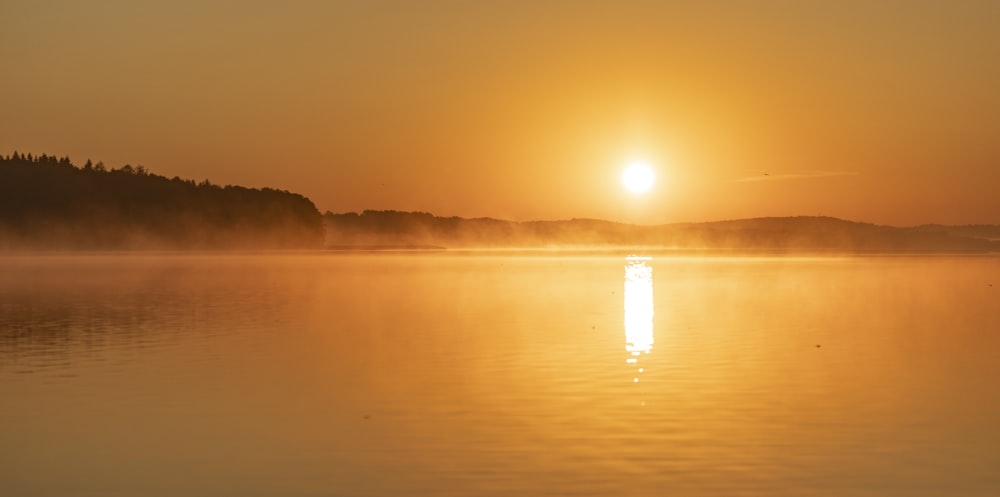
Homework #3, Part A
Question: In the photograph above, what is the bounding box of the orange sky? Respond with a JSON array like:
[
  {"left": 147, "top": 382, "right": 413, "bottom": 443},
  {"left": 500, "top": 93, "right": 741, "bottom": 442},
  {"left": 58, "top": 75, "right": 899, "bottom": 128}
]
[{"left": 3, "top": 1, "right": 999, "bottom": 225}]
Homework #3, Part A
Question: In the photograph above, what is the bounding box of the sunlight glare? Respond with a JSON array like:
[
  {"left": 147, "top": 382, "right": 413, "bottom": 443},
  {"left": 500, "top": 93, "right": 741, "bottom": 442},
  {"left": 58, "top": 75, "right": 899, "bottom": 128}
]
[
  {"left": 621, "top": 162, "right": 655, "bottom": 194},
  {"left": 624, "top": 256, "right": 654, "bottom": 363}
]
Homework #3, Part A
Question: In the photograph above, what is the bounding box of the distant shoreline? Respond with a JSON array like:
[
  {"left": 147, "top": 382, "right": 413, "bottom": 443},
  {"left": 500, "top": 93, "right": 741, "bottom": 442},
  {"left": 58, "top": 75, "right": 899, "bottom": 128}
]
[
  {"left": 4, "top": 154, "right": 998, "bottom": 253},
  {"left": 326, "top": 244, "right": 447, "bottom": 251},
  {"left": 323, "top": 210, "right": 1000, "bottom": 254}
]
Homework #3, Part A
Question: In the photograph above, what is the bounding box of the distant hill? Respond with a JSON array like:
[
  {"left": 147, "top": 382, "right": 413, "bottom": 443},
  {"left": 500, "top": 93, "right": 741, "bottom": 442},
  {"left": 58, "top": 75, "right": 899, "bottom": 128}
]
[
  {"left": 910, "top": 224, "right": 1000, "bottom": 242},
  {"left": 325, "top": 210, "right": 1000, "bottom": 253},
  {"left": 0, "top": 153, "right": 323, "bottom": 249}
]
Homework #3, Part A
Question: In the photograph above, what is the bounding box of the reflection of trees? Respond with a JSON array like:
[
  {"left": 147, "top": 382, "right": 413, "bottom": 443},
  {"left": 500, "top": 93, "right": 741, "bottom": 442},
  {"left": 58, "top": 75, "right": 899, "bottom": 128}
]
[{"left": 0, "top": 153, "right": 323, "bottom": 248}]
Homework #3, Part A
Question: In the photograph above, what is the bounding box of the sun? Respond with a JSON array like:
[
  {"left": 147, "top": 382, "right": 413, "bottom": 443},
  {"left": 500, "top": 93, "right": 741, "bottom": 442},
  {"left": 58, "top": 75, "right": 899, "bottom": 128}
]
[{"left": 621, "top": 162, "right": 655, "bottom": 194}]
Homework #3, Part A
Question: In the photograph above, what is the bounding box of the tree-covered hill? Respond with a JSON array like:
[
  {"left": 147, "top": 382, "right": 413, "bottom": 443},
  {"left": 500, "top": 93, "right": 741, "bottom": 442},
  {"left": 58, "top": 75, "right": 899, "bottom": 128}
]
[
  {"left": 0, "top": 152, "right": 323, "bottom": 249},
  {"left": 325, "top": 210, "right": 1000, "bottom": 253}
]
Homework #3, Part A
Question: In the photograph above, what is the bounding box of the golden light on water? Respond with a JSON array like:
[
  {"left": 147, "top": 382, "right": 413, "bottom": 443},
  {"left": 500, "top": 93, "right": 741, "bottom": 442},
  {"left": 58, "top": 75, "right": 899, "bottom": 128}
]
[{"left": 624, "top": 255, "right": 654, "bottom": 382}]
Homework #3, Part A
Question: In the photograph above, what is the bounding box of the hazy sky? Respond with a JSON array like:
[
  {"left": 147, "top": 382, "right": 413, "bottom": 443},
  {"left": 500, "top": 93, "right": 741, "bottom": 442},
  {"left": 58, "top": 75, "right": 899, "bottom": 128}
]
[{"left": 3, "top": 0, "right": 999, "bottom": 225}]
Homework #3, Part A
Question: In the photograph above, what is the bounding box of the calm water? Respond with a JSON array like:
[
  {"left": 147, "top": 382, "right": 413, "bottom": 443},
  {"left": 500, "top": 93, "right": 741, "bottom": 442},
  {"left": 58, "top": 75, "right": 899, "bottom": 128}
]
[{"left": 1, "top": 253, "right": 999, "bottom": 497}]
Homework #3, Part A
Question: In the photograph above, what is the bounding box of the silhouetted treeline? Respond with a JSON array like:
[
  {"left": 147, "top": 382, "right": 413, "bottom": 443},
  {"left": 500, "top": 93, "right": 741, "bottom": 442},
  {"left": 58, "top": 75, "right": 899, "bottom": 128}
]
[
  {"left": 325, "top": 210, "right": 1000, "bottom": 253},
  {"left": 0, "top": 152, "right": 323, "bottom": 249},
  {"left": 911, "top": 224, "right": 1000, "bottom": 241}
]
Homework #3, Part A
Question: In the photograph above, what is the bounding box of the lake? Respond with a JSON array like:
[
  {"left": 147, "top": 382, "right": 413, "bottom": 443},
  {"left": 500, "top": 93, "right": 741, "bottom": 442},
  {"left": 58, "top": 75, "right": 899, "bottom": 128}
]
[{"left": 1, "top": 252, "right": 999, "bottom": 496}]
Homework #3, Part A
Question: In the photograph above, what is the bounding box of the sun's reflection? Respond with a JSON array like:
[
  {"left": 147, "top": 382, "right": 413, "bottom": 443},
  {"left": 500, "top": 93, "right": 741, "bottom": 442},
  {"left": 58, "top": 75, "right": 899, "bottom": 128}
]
[{"left": 624, "top": 255, "right": 654, "bottom": 383}]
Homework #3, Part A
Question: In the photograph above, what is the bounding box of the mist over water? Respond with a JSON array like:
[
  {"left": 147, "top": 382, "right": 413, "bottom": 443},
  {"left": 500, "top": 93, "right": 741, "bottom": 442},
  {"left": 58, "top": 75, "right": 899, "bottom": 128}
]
[{"left": 1, "top": 253, "right": 999, "bottom": 496}]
